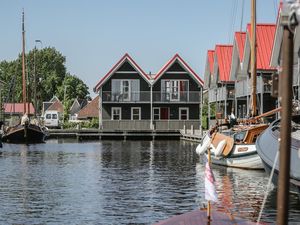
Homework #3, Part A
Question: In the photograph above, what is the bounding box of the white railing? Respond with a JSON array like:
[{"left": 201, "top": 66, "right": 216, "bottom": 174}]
[{"left": 102, "top": 120, "right": 201, "bottom": 131}]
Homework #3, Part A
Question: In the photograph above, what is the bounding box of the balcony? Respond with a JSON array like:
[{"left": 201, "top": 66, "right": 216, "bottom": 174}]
[
  {"left": 235, "top": 76, "right": 272, "bottom": 98},
  {"left": 102, "top": 91, "right": 200, "bottom": 103},
  {"left": 102, "top": 91, "right": 150, "bottom": 102},
  {"left": 208, "top": 87, "right": 235, "bottom": 103},
  {"left": 102, "top": 120, "right": 201, "bottom": 131},
  {"left": 153, "top": 91, "right": 200, "bottom": 103}
]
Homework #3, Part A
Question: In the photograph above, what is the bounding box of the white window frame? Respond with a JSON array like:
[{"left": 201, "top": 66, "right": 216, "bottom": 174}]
[
  {"left": 111, "top": 107, "right": 121, "bottom": 120},
  {"left": 153, "top": 107, "right": 160, "bottom": 120},
  {"left": 121, "top": 80, "right": 131, "bottom": 101},
  {"left": 161, "top": 79, "right": 189, "bottom": 102},
  {"left": 131, "top": 107, "right": 141, "bottom": 120},
  {"left": 179, "top": 107, "right": 189, "bottom": 120}
]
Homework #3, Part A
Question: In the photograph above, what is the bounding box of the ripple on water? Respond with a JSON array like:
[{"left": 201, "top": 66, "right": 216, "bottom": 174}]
[{"left": 0, "top": 140, "right": 299, "bottom": 224}]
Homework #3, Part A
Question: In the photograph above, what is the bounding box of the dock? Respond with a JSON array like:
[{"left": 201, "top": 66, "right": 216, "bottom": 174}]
[{"left": 47, "top": 128, "right": 182, "bottom": 141}]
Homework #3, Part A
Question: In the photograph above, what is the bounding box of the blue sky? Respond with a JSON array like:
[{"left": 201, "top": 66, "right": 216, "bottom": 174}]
[{"left": 0, "top": 0, "right": 280, "bottom": 97}]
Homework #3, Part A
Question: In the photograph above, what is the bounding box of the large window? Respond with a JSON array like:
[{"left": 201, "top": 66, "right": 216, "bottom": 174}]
[
  {"left": 161, "top": 80, "right": 188, "bottom": 101},
  {"left": 112, "top": 79, "right": 140, "bottom": 101},
  {"left": 131, "top": 107, "right": 141, "bottom": 120},
  {"left": 112, "top": 107, "right": 121, "bottom": 120}
]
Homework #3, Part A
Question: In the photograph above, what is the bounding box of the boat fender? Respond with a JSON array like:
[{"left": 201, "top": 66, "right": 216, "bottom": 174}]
[
  {"left": 215, "top": 140, "right": 226, "bottom": 157},
  {"left": 196, "top": 135, "right": 211, "bottom": 155}
]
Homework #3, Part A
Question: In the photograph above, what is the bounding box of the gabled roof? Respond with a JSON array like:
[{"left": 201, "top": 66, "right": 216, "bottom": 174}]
[
  {"left": 77, "top": 96, "right": 99, "bottom": 119},
  {"left": 203, "top": 50, "right": 215, "bottom": 89},
  {"left": 230, "top": 32, "right": 247, "bottom": 81},
  {"left": 214, "top": 45, "right": 233, "bottom": 82},
  {"left": 235, "top": 32, "right": 246, "bottom": 61},
  {"left": 94, "top": 53, "right": 150, "bottom": 92},
  {"left": 47, "top": 100, "right": 63, "bottom": 113},
  {"left": 153, "top": 54, "right": 204, "bottom": 86},
  {"left": 245, "top": 23, "right": 276, "bottom": 70},
  {"left": 4, "top": 103, "right": 35, "bottom": 114}
]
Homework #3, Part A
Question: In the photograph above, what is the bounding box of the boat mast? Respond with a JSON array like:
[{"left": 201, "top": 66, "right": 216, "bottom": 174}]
[
  {"left": 250, "top": 0, "right": 257, "bottom": 117},
  {"left": 22, "top": 10, "right": 27, "bottom": 114},
  {"left": 276, "top": 3, "right": 295, "bottom": 224}
]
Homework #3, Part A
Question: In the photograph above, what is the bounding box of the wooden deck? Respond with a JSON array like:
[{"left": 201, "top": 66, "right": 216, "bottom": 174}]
[
  {"left": 47, "top": 129, "right": 182, "bottom": 140},
  {"left": 154, "top": 208, "right": 256, "bottom": 225}
]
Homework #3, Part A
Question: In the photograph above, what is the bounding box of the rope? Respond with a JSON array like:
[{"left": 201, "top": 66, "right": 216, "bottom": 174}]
[
  {"left": 256, "top": 146, "right": 280, "bottom": 224},
  {"left": 240, "top": 0, "right": 245, "bottom": 32}
]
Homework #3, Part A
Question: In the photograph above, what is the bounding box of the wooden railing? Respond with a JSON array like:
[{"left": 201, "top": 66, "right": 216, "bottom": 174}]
[{"left": 102, "top": 120, "right": 201, "bottom": 131}]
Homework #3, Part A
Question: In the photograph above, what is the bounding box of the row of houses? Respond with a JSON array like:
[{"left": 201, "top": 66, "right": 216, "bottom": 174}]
[
  {"left": 203, "top": 4, "right": 300, "bottom": 127},
  {"left": 93, "top": 53, "right": 204, "bottom": 131}
]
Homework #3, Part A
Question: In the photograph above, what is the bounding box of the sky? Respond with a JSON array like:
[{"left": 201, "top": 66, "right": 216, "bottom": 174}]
[{"left": 0, "top": 0, "right": 280, "bottom": 97}]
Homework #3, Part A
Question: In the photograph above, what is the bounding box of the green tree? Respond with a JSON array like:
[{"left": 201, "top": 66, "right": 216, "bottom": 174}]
[{"left": 0, "top": 47, "right": 90, "bottom": 114}]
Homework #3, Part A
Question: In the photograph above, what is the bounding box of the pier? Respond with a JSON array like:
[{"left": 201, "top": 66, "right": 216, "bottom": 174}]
[{"left": 47, "top": 128, "right": 182, "bottom": 141}]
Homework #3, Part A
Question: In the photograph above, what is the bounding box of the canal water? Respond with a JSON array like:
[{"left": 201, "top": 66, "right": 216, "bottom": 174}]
[{"left": 0, "top": 140, "right": 299, "bottom": 225}]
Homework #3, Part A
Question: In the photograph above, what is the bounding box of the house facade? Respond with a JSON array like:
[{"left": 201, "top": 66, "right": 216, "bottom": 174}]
[{"left": 94, "top": 53, "right": 204, "bottom": 131}]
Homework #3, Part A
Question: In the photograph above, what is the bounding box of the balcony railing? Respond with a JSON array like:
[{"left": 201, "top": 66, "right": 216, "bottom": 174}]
[
  {"left": 208, "top": 87, "right": 235, "bottom": 103},
  {"left": 153, "top": 91, "right": 200, "bottom": 103},
  {"left": 102, "top": 120, "right": 201, "bottom": 131},
  {"left": 102, "top": 91, "right": 200, "bottom": 103},
  {"left": 102, "top": 91, "right": 150, "bottom": 102},
  {"left": 235, "top": 76, "right": 272, "bottom": 98}
]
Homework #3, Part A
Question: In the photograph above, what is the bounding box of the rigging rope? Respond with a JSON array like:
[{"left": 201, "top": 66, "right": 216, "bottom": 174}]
[{"left": 256, "top": 147, "right": 279, "bottom": 224}]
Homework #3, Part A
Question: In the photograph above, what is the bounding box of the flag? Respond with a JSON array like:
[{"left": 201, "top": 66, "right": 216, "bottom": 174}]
[{"left": 205, "top": 161, "right": 218, "bottom": 202}]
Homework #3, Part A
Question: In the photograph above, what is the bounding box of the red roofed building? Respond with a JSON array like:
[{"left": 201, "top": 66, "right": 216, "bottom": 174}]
[
  {"left": 77, "top": 96, "right": 99, "bottom": 120},
  {"left": 208, "top": 45, "right": 235, "bottom": 120},
  {"left": 235, "top": 23, "right": 277, "bottom": 118},
  {"left": 203, "top": 50, "right": 215, "bottom": 90},
  {"left": 4, "top": 103, "right": 35, "bottom": 116}
]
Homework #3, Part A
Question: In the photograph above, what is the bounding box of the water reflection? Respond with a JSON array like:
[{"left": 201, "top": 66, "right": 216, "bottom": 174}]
[{"left": 0, "top": 140, "right": 298, "bottom": 224}]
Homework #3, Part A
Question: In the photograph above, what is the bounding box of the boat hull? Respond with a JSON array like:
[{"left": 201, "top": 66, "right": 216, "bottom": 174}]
[
  {"left": 2, "top": 124, "right": 47, "bottom": 144},
  {"left": 256, "top": 116, "right": 300, "bottom": 194},
  {"left": 207, "top": 144, "right": 264, "bottom": 169}
]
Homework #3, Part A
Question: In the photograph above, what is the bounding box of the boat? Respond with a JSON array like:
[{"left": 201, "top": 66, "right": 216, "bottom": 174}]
[
  {"left": 2, "top": 11, "right": 47, "bottom": 144},
  {"left": 197, "top": 123, "right": 267, "bottom": 169},
  {"left": 256, "top": 115, "right": 300, "bottom": 194}
]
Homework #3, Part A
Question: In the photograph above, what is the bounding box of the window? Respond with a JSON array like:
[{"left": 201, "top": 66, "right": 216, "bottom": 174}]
[
  {"left": 121, "top": 80, "right": 130, "bottom": 101},
  {"left": 52, "top": 114, "right": 57, "bottom": 119},
  {"left": 179, "top": 108, "right": 189, "bottom": 120},
  {"left": 46, "top": 114, "right": 51, "bottom": 119},
  {"left": 111, "top": 79, "right": 140, "bottom": 101},
  {"left": 131, "top": 107, "right": 141, "bottom": 120},
  {"left": 153, "top": 108, "right": 160, "bottom": 120},
  {"left": 161, "top": 80, "right": 188, "bottom": 101},
  {"left": 112, "top": 107, "right": 121, "bottom": 120}
]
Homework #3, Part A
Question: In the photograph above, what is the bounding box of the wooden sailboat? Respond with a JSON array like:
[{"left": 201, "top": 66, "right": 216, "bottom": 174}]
[
  {"left": 2, "top": 11, "right": 47, "bottom": 144},
  {"left": 196, "top": 0, "right": 272, "bottom": 169}
]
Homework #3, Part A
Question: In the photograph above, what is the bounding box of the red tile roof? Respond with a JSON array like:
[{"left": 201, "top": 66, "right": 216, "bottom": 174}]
[
  {"left": 247, "top": 24, "right": 276, "bottom": 70},
  {"left": 207, "top": 50, "right": 215, "bottom": 74},
  {"left": 77, "top": 96, "right": 99, "bottom": 119},
  {"left": 47, "top": 100, "right": 64, "bottom": 113},
  {"left": 215, "top": 45, "right": 233, "bottom": 82},
  {"left": 235, "top": 32, "right": 246, "bottom": 61},
  {"left": 4, "top": 103, "right": 35, "bottom": 114},
  {"left": 94, "top": 53, "right": 150, "bottom": 92},
  {"left": 153, "top": 53, "right": 204, "bottom": 86}
]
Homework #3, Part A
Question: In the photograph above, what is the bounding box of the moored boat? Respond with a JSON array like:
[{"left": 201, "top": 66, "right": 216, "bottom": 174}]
[
  {"left": 196, "top": 124, "right": 267, "bottom": 169},
  {"left": 256, "top": 115, "right": 300, "bottom": 194}
]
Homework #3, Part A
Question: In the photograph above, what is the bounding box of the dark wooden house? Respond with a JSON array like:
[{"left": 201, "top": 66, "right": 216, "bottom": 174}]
[{"left": 94, "top": 53, "right": 204, "bottom": 131}]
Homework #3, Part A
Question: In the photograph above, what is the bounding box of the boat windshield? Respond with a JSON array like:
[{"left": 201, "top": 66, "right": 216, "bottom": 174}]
[{"left": 233, "top": 131, "right": 247, "bottom": 142}]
